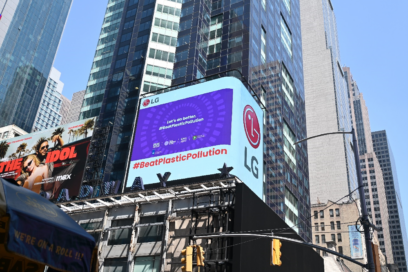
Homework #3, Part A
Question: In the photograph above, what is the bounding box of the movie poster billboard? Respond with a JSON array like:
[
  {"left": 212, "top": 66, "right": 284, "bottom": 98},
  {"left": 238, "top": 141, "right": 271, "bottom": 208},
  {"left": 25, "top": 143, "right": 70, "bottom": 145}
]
[
  {"left": 348, "top": 225, "right": 364, "bottom": 259},
  {"left": 0, "top": 118, "right": 96, "bottom": 201},
  {"left": 125, "top": 77, "right": 264, "bottom": 198}
]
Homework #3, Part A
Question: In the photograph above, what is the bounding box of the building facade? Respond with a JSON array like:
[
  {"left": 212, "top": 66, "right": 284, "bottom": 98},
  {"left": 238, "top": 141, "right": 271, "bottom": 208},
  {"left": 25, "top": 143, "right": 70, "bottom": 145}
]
[
  {"left": 0, "top": 0, "right": 72, "bottom": 132},
  {"left": 59, "top": 94, "right": 71, "bottom": 125},
  {"left": 311, "top": 200, "right": 367, "bottom": 272},
  {"left": 61, "top": 180, "right": 323, "bottom": 272},
  {"left": 372, "top": 130, "right": 408, "bottom": 271},
  {"left": 79, "top": 0, "right": 311, "bottom": 241},
  {"left": 32, "top": 68, "right": 66, "bottom": 132},
  {"left": 0, "top": 124, "right": 26, "bottom": 141},
  {"left": 299, "top": 0, "right": 357, "bottom": 204},
  {"left": 344, "top": 66, "right": 393, "bottom": 264},
  {"left": 62, "top": 90, "right": 85, "bottom": 124}
]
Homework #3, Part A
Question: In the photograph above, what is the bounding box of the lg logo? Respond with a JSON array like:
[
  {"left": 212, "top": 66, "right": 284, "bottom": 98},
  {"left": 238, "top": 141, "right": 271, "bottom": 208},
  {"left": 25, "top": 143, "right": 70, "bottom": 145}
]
[
  {"left": 243, "top": 105, "right": 260, "bottom": 179},
  {"left": 142, "top": 97, "right": 159, "bottom": 107},
  {"left": 243, "top": 105, "right": 260, "bottom": 148}
]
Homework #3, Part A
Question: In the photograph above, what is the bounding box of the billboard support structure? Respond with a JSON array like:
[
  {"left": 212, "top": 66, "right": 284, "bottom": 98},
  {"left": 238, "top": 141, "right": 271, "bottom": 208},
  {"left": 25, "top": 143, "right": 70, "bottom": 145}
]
[{"left": 81, "top": 123, "right": 111, "bottom": 195}]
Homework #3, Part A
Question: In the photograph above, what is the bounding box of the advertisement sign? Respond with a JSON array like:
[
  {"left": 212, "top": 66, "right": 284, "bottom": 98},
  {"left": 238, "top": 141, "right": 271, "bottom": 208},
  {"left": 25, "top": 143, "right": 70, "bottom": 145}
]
[
  {"left": 126, "top": 77, "right": 264, "bottom": 198},
  {"left": 0, "top": 118, "right": 96, "bottom": 201},
  {"left": 348, "top": 225, "right": 364, "bottom": 259}
]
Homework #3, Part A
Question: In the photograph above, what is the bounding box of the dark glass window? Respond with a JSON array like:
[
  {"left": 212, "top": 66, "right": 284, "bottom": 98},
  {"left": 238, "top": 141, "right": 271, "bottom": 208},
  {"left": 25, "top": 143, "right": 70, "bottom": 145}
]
[
  {"left": 121, "top": 33, "right": 132, "bottom": 42},
  {"left": 136, "top": 34, "right": 149, "bottom": 45},
  {"left": 142, "top": 8, "right": 154, "bottom": 18},
  {"left": 228, "top": 35, "right": 243, "bottom": 48},
  {"left": 175, "top": 50, "right": 188, "bottom": 62},
  {"left": 330, "top": 222, "right": 335, "bottom": 230},
  {"left": 230, "top": 6, "right": 244, "bottom": 18},
  {"left": 177, "top": 35, "right": 190, "bottom": 47},
  {"left": 137, "top": 216, "right": 164, "bottom": 243},
  {"left": 126, "top": 8, "right": 137, "bottom": 18},
  {"left": 329, "top": 209, "right": 334, "bottom": 217},
  {"left": 336, "top": 221, "right": 341, "bottom": 230},
  {"left": 108, "top": 219, "right": 133, "bottom": 245},
  {"left": 181, "top": 5, "right": 194, "bottom": 17},
  {"left": 118, "top": 45, "right": 129, "bottom": 55},
  {"left": 124, "top": 20, "right": 134, "bottom": 30},
  {"left": 207, "top": 58, "right": 220, "bottom": 69},
  {"left": 133, "top": 49, "right": 146, "bottom": 60},
  {"left": 173, "top": 66, "right": 186, "bottom": 79},
  {"left": 179, "top": 19, "right": 192, "bottom": 31},
  {"left": 103, "top": 258, "right": 127, "bottom": 272}
]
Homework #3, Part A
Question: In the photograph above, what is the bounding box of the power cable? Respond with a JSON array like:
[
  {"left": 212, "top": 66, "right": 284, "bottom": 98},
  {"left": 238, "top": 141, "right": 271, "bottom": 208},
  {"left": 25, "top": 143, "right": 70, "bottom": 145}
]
[{"left": 275, "top": 185, "right": 364, "bottom": 236}]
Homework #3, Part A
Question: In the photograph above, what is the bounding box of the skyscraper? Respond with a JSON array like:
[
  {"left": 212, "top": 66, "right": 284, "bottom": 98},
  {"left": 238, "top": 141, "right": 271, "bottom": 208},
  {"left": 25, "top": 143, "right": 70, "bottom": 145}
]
[
  {"left": 62, "top": 90, "right": 85, "bottom": 124},
  {"left": 59, "top": 94, "right": 71, "bottom": 125},
  {"left": 32, "top": 67, "right": 65, "bottom": 132},
  {"left": 299, "top": 0, "right": 357, "bottom": 204},
  {"left": 372, "top": 130, "right": 408, "bottom": 272},
  {"left": 80, "top": 0, "right": 311, "bottom": 240},
  {"left": 0, "top": 0, "right": 72, "bottom": 132},
  {"left": 344, "top": 66, "right": 393, "bottom": 263}
]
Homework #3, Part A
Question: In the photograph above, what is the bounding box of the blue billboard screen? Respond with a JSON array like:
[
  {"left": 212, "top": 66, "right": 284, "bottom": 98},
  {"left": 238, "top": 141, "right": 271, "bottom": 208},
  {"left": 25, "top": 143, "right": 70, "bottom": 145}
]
[
  {"left": 132, "top": 88, "right": 233, "bottom": 161},
  {"left": 126, "top": 77, "right": 264, "bottom": 198}
]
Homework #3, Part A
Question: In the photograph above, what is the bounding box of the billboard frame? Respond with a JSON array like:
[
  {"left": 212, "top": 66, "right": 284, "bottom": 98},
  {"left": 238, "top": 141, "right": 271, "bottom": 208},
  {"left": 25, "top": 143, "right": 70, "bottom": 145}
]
[{"left": 122, "top": 70, "right": 266, "bottom": 193}]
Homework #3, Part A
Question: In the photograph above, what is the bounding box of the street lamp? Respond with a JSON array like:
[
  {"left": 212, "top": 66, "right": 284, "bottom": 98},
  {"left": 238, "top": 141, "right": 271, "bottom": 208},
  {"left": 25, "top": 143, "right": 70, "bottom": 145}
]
[{"left": 295, "top": 128, "right": 376, "bottom": 272}]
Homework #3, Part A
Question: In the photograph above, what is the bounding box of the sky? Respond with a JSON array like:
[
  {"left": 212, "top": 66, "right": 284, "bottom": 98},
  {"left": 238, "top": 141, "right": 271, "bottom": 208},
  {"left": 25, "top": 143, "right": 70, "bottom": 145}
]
[{"left": 54, "top": 0, "right": 408, "bottom": 218}]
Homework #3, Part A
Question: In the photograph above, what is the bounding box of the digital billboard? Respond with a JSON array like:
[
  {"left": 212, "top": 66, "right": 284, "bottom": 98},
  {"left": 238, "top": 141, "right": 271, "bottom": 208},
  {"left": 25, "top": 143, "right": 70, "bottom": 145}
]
[
  {"left": 0, "top": 118, "right": 96, "bottom": 201},
  {"left": 348, "top": 225, "right": 364, "bottom": 259},
  {"left": 126, "top": 77, "right": 264, "bottom": 198}
]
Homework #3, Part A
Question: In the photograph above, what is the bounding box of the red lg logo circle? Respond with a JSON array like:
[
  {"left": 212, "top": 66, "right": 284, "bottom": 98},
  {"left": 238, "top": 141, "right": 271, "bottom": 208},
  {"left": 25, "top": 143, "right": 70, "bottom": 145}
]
[
  {"left": 243, "top": 105, "right": 260, "bottom": 149},
  {"left": 143, "top": 99, "right": 150, "bottom": 107}
]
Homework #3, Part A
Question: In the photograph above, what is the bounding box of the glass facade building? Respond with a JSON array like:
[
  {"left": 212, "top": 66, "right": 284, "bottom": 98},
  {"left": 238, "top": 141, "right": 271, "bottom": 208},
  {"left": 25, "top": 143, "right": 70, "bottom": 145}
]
[
  {"left": 0, "top": 0, "right": 72, "bottom": 132},
  {"left": 80, "top": 0, "right": 310, "bottom": 241},
  {"left": 32, "top": 67, "right": 65, "bottom": 132},
  {"left": 372, "top": 130, "right": 408, "bottom": 272}
]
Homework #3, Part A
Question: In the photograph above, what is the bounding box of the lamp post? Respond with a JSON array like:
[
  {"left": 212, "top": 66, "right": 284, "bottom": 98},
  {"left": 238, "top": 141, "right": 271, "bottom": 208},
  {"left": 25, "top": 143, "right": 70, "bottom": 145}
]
[{"left": 295, "top": 128, "right": 375, "bottom": 272}]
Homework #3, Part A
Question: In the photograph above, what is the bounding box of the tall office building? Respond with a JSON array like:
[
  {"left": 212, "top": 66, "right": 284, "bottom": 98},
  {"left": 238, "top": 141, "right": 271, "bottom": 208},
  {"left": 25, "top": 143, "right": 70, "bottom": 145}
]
[
  {"left": 344, "top": 66, "right": 393, "bottom": 263},
  {"left": 0, "top": 0, "right": 72, "bottom": 132},
  {"left": 372, "top": 130, "right": 408, "bottom": 272},
  {"left": 79, "top": 0, "right": 311, "bottom": 240},
  {"left": 32, "top": 68, "right": 65, "bottom": 132},
  {"left": 62, "top": 90, "right": 85, "bottom": 124},
  {"left": 299, "top": 0, "right": 357, "bottom": 204},
  {"left": 59, "top": 94, "right": 71, "bottom": 125}
]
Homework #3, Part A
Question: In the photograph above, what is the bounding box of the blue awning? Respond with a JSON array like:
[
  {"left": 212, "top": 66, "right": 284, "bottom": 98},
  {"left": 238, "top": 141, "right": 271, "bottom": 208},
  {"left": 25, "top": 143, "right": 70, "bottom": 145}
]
[{"left": 0, "top": 178, "right": 96, "bottom": 272}]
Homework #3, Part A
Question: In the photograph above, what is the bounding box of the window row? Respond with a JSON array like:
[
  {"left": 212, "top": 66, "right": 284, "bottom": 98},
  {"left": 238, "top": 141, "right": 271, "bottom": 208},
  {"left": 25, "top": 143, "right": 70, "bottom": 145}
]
[
  {"left": 315, "top": 233, "right": 342, "bottom": 243},
  {"left": 145, "top": 64, "right": 173, "bottom": 79},
  {"left": 149, "top": 48, "right": 175, "bottom": 63},
  {"left": 314, "top": 208, "right": 340, "bottom": 219},
  {"left": 156, "top": 4, "right": 181, "bottom": 17},
  {"left": 154, "top": 18, "right": 179, "bottom": 31},
  {"left": 151, "top": 32, "right": 177, "bottom": 47},
  {"left": 314, "top": 221, "right": 341, "bottom": 231}
]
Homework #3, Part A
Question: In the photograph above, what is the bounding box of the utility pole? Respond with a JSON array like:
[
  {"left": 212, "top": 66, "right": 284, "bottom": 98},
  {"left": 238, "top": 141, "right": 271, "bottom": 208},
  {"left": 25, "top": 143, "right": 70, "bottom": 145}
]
[{"left": 294, "top": 129, "right": 375, "bottom": 272}]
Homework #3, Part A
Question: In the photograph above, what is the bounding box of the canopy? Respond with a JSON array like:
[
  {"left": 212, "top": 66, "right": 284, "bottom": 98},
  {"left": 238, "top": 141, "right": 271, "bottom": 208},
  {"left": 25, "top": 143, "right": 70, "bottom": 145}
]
[{"left": 0, "top": 178, "right": 96, "bottom": 272}]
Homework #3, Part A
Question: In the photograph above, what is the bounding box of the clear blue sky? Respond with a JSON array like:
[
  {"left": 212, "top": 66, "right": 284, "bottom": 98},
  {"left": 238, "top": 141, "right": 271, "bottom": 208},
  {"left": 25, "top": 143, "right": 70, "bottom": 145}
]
[{"left": 54, "top": 0, "right": 408, "bottom": 217}]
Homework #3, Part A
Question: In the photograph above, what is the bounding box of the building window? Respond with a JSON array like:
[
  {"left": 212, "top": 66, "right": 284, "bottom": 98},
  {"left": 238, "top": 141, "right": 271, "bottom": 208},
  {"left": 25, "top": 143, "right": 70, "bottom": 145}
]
[
  {"left": 137, "top": 216, "right": 165, "bottom": 243},
  {"left": 331, "top": 234, "right": 335, "bottom": 241},
  {"left": 315, "top": 223, "right": 319, "bottom": 231},
  {"left": 329, "top": 209, "right": 334, "bottom": 217},
  {"left": 281, "top": 64, "right": 294, "bottom": 110},
  {"left": 283, "top": 121, "right": 296, "bottom": 171},
  {"left": 227, "top": 51, "right": 242, "bottom": 64},
  {"left": 208, "top": 14, "right": 223, "bottom": 54},
  {"left": 80, "top": 221, "right": 103, "bottom": 244},
  {"left": 321, "top": 235, "right": 326, "bottom": 243},
  {"left": 283, "top": 0, "right": 290, "bottom": 14},
  {"left": 149, "top": 49, "right": 175, "bottom": 63},
  {"left": 335, "top": 209, "right": 340, "bottom": 216},
  {"left": 336, "top": 221, "right": 341, "bottom": 230},
  {"left": 134, "top": 256, "right": 160, "bottom": 272},
  {"left": 320, "top": 210, "right": 324, "bottom": 218},
  {"left": 175, "top": 50, "right": 188, "bottom": 62},
  {"left": 108, "top": 219, "right": 133, "bottom": 246},
  {"left": 314, "top": 211, "right": 318, "bottom": 219},
  {"left": 151, "top": 33, "right": 177, "bottom": 47},
  {"left": 103, "top": 258, "right": 127, "bottom": 272},
  {"left": 320, "top": 222, "right": 325, "bottom": 231},
  {"left": 261, "top": 27, "right": 266, "bottom": 64},
  {"left": 337, "top": 233, "right": 342, "bottom": 242},
  {"left": 330, "top": 222, "right": 335, "bottom": 230},
  {"left": 146, "top": 64, "right": 173, "bottom": 79},
  {"left": 338, "top": 246, "right": 343, "bottom": 254},
  {"left": 315, "top": 235, "right": 319, "bottom": 244},
  {"left": 172, "top": 66, "right": 186, "bottom": 79},
  {"left": 280, "top": 15, "right": 292, "bottom": 58}
]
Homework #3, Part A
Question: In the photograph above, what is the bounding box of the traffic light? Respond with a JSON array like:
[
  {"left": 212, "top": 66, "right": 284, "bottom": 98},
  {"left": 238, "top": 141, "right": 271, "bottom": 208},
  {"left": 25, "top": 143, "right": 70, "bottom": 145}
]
[
  {"left": 196, "top": 245, "right": 205, "bottom": 266},
  {"left": 272, "top": 239, "right": 282, "bottom": 266},
  {"left": 181, "top": 246, "right": 193, "bottom": 272}
]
